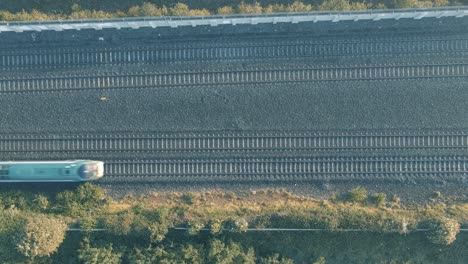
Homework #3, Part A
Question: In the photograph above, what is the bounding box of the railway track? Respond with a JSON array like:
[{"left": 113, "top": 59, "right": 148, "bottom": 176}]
[
  {"left": 1, "top": 36, "right": 468, "bottom": 70},
  {"left": 1, "top": 63, "right": 467, "bottom": 93},
  {"left": 100, "top": 156, "right": 468, "bottom": 183},
  {"left": 2, "top": 131, "right": 468, "bottom": 153}
]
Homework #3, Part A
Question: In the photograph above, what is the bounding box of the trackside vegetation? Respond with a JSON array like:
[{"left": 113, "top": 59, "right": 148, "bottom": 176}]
[
  {"left": 0, "top": 0, "right": 463, "bottom": 22},
  {"left": 0, "top": 184, "right": 466, "bottom": 263}
]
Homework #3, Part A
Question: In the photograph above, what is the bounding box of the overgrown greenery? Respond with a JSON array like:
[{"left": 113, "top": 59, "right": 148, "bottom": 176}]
[
  {"left": 0, "top": 184, "right": 466, "bottom": 263},
  {"left": 0, "top": 0, "right": 463, "bottom": 22}
]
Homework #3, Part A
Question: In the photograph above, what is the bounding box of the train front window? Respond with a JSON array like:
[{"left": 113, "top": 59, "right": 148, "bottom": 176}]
[
  {"left": 87, "top": 164, "right": 97, "bottom": 177},
  {"left": 77, "top": 165, "right": 89, "bottom": 179}
]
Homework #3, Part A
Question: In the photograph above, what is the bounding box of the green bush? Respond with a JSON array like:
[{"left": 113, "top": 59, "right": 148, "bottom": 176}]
[
  {"left": 145, "top": 207, "right": 171, "bottom": 243},
  {"left": 169, "top": 3, "right": 190, "bottom": 16},
  {"left": 187, "top": 220, "right": 205, "bottom": 235},
  {"left": 285, "top": 1, "right": 313, "bottom": 12},
  {"left": 79, "top": 215, "right": 98, "bottom": 232},
  {"left": 15, "top": 214, "right": 68, "bottom": 260},
  {"left": 313, "top": 256, "right": 327, "bottom": 264},
  {"left": 102, "top": 211, "right": 136, "bottom": 236},
  {"left": 54, "top": 183, "right": 108, "bottom": 217},
  {"left": 217, "top": 6, "right": 234, "bottom": 14},
  {"left": 426, "top": 217, "right": 460, "bottom": 245},
  {"left": 371, "top": 193, "right": 387, "bottom": 208},
  {"left": 237, "top": 1, "right": 263, "bottom": 14},
  {"left": 149, "top": 222, "right": 169, "bottom": 243},
  {"left": 0, "top": 209, "right": 27, "bottom": 262},
  {"left": 318, "top": 0, "right": 353, "bottom": 11},
  {"left": 127, "top": 244, "right": 204, "bottom": 263},
  {"left": 315, "top": 206, "right": 341, "bottom": 230},
  {"left": 0, "top": 0, "right": 461, "bottom": 22},
  {"left": 348, "top": 187, "right": 368, "bottom": 204},
  {"left": 207, "top": 239, "right": 256, "bottom": 264},
  {"left": 180, "top": 193, "right": 196, "bottom": 205},
  {"left": 252, "top": 214, "right": 271, "bottom": 229},
  {"left": 127, "top": 246, "right": 170, "bottom": 263},
  {"left": 32, "top": 194, "right": 49, "bottom": 212},
  {"left": 180, "top": 244, "right": 205, "bottom": 263},
  {"left": 260, "top": 253, "right": 294, "bottom": 264},
  {"left": 78, "top": 237, "right": 122, "bottom": 264},
  {"left": 103, "top": 207, "right": 171, "bottom": 244},
  {"left": 128, "top": 247, "right": 160, "bottom": 263},
  {"left": 209, "top": 219, "right": 223, "bottom": 234},
  {"left": 0, "top": 190, "right": 31, "bottom": 210},
  {"left": 393, "top": 0, "right": 434, "bottom": 8},
  {"left": 337, "top": 206, "right": 413, "bottom": 233},
  {"left": 140, "top": 2, "right": 168, "bottom": 16},
  {"left": 224, "top": 217, "right": 249, "bottom": 232}
]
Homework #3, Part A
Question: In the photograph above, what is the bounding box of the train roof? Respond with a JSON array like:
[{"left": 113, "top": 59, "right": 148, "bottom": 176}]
[{"left": 0, "top": 160, "right": 94, "bottom": 164}]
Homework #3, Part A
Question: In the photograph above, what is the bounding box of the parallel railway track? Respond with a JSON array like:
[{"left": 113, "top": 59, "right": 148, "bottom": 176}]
[
  {"left": 2, "top": 29, "right": 468, "bottom": 185},
  {"left": 101, "top": 156, "right": 468, "bottom": 182},
  {"left": 3, "top": 132, "right": 468, "bottom": 183},
  {"left": 2, "top": 131, "right": 468, "bottom": 153},
  {"left": 1, "top": 63, "right": 467, "bottom": 93}
]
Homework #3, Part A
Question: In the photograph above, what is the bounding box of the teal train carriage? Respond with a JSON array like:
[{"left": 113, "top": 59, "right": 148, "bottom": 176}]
[{"left": 0, "top": 160, "right": 104, "bottom": 182}]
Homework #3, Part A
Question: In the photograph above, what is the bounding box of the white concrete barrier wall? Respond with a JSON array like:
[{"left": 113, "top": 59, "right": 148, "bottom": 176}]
[{"left": 0, "top": 7, "right": 467, "bottom": 33}]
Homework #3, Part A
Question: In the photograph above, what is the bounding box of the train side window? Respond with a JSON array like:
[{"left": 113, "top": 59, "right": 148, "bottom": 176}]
[
  {"left": 0, "top": 166, "right": 9, "bottom": 176},
  {"left": 65, "top": 169, "right": 70, "bottom": 175}
]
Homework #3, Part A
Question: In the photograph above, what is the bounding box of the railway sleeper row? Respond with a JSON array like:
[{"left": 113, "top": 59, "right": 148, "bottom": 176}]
[
  {"left": 1, "top": 64, "right": 467, "bottom": 92},
  {"left": 2, "top": 133, "right": 468, "bottom": 152},
  {"left": 2, "top": 37, "right": 468, "bottom": 69},
  {"left": 100, "top": 172, "right": 464, "bottom": 183},
  {"left": 103, "top": 157, "right": 468, "bottom": 177}
]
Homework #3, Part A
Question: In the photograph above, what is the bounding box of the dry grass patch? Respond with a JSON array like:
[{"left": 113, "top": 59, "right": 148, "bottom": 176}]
[{"left": 447, "top": 203, "right": 468, "bottom": 222}]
